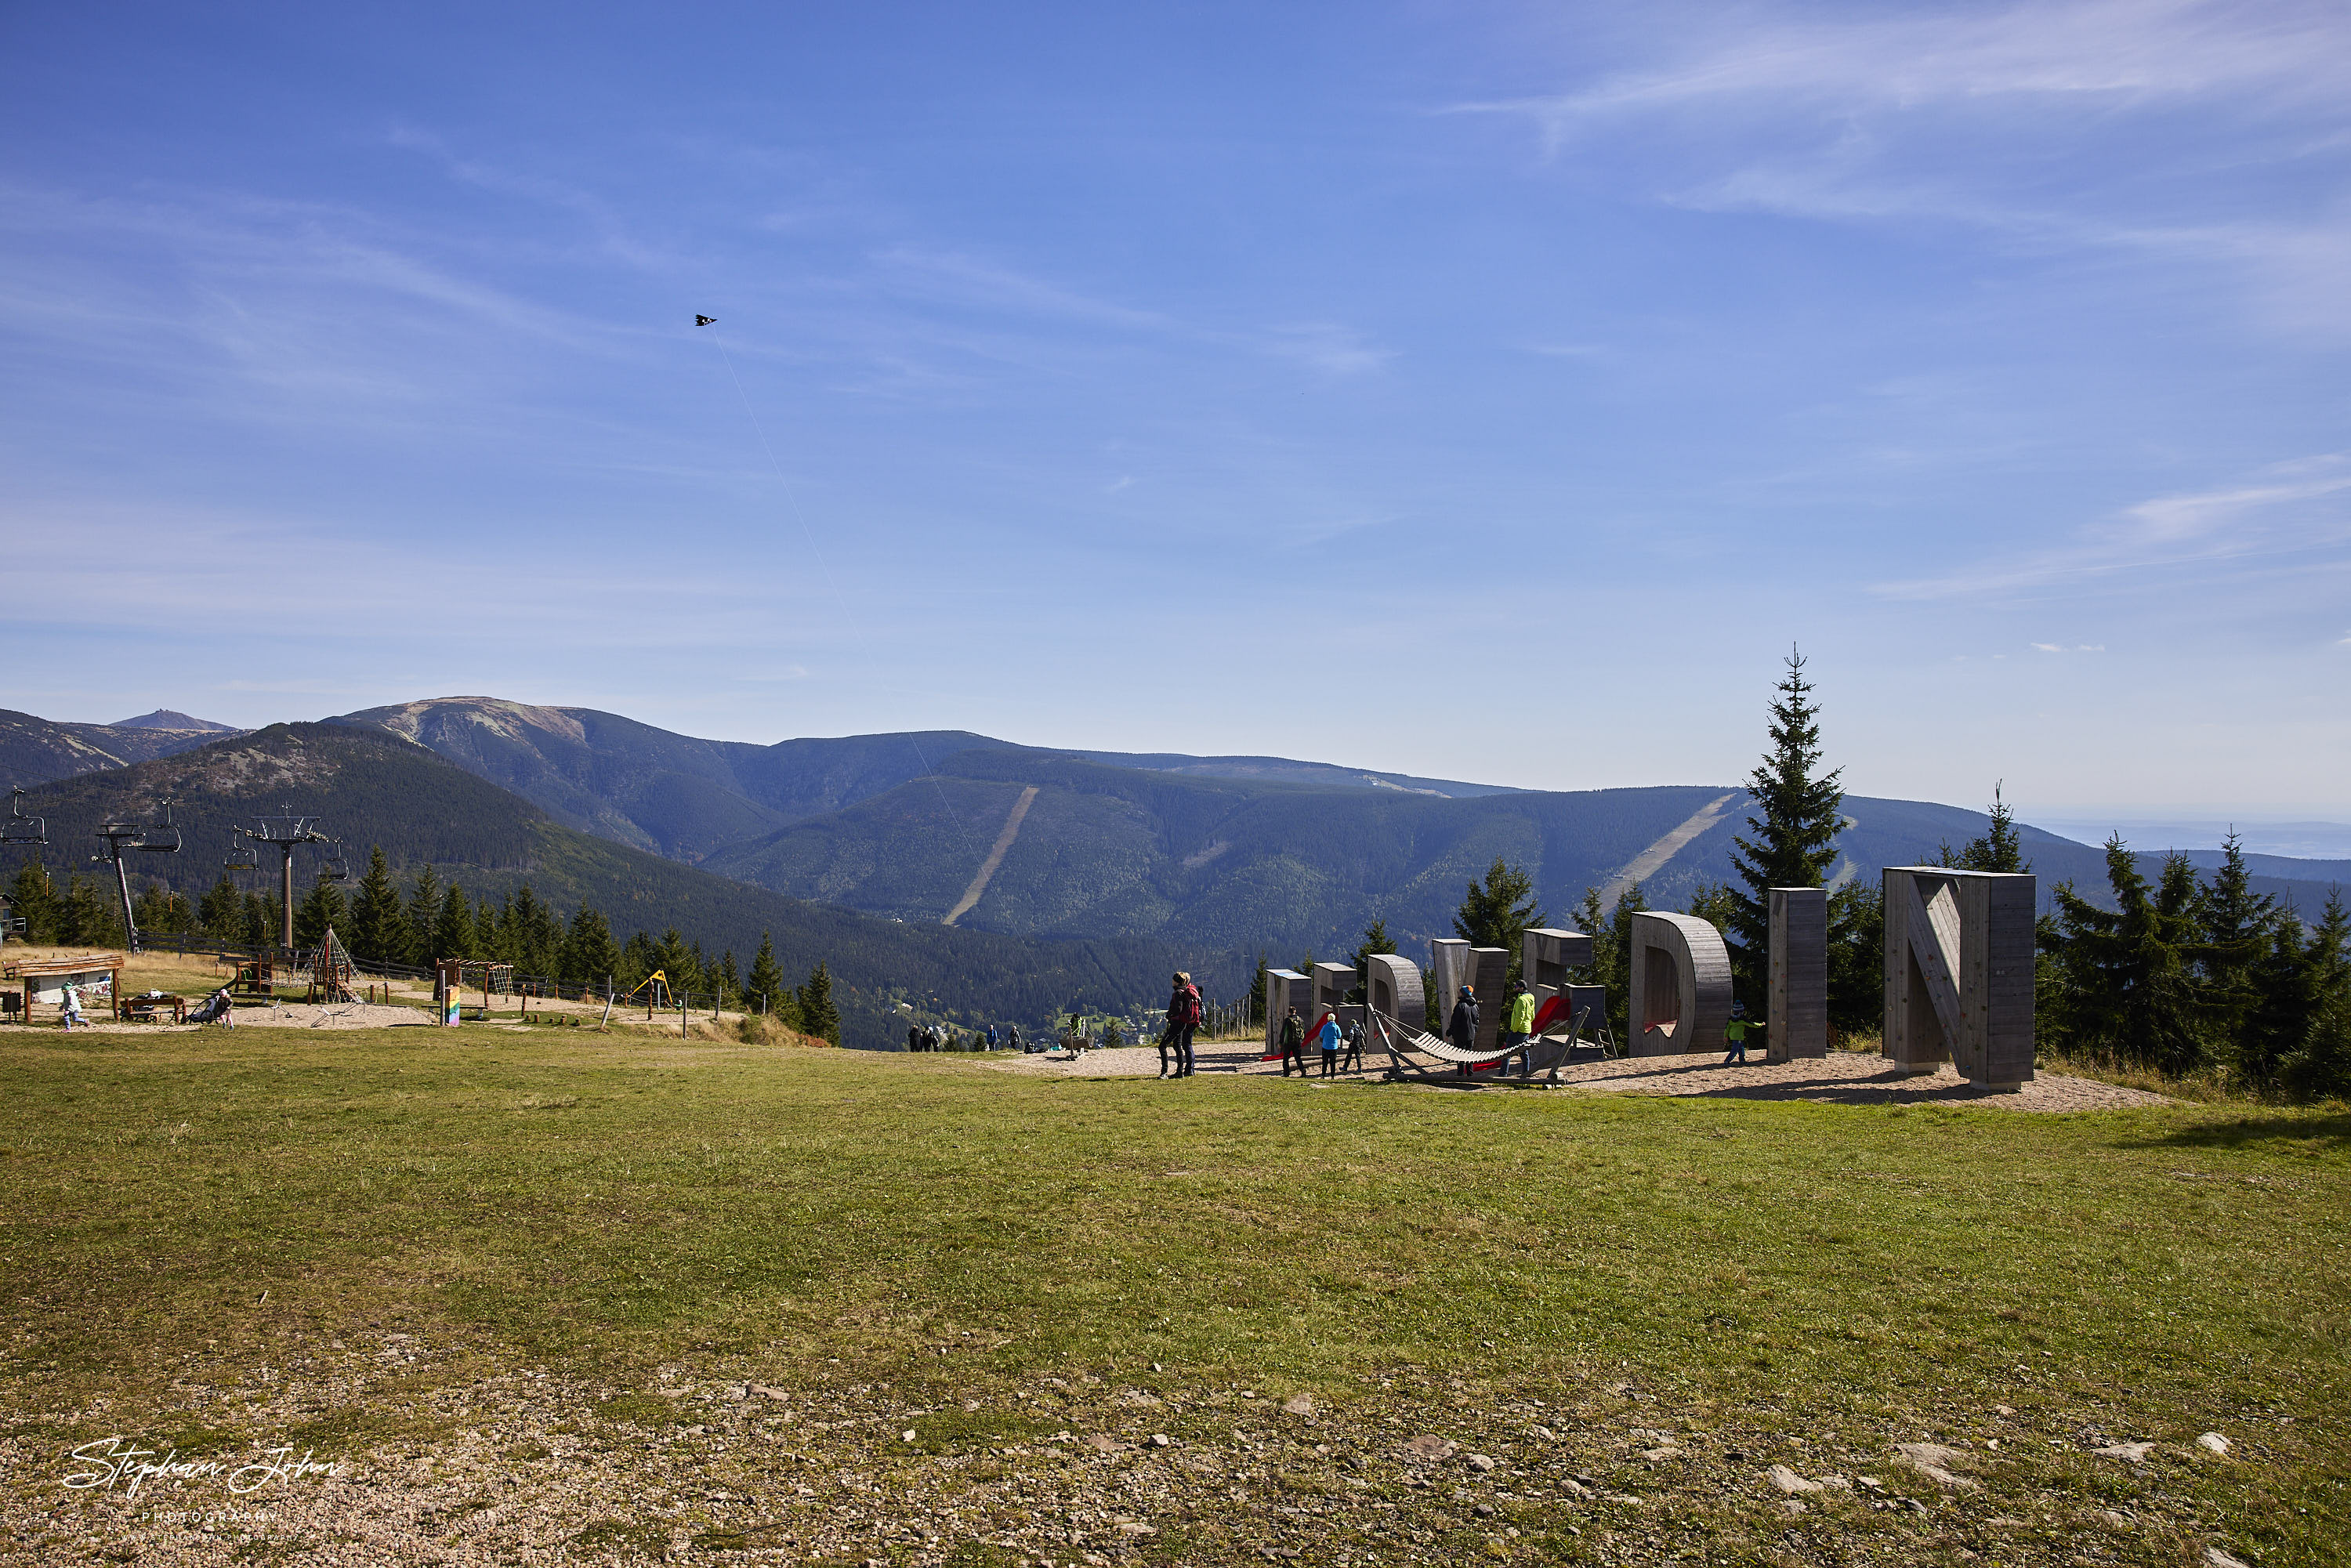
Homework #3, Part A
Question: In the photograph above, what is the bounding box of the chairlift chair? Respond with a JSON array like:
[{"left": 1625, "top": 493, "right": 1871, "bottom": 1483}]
[
  {"left": 135, "top": 798, "right": 183, "bottom": 853},
  {"left": 1, "top": 788, "right": 44, "bottom": 846},
  {"left": 321, "top": 842, "right": 352, "bottom": 882}
]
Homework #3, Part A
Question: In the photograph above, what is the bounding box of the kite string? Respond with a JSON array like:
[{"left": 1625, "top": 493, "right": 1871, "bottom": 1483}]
[{"left": 700, "top": 325, "right": 982, "bottom": 865}]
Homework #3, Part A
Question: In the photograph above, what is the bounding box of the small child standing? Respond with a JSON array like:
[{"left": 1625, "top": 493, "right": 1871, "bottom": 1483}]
[{"left": 1722, "top": 1002, "right": 1755, "bottom": 1065}]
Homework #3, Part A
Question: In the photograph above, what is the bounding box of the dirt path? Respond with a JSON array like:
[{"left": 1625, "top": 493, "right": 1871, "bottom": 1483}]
[{"left": 943, "top": 784, "right": 1039, "bottom": 925}]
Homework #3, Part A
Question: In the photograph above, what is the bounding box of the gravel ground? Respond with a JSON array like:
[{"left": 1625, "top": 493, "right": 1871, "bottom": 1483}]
[
  {"left": 991, "top": 1041, "right": 2169, "bottom": 1110},
  {"left": 0, "top": 1001, "right": 436, "bottom": 1034},
  {"left": 2, "top": 1329, "right": 2251, "bottom": 1566}
]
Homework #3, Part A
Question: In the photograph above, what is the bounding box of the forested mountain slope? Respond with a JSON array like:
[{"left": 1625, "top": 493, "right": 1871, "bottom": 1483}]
[
  {"left": 4, "top": 724, "right": 1244, "bottom": 1048},
  {"left": 705, "top": 748, "right": 2349, "bottom": 955},
  {"left": 326, "top": 696, "right": 1516, "bottom": 864}
]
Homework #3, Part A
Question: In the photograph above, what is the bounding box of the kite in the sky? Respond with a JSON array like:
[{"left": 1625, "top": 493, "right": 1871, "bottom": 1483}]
[{"left": 695, "top": 314, "right": 717, "bottom": 326}]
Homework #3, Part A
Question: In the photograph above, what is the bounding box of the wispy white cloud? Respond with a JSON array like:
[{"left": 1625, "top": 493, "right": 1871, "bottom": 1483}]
[
  {"left": 871, "top": 246, "right": 1173, "bottom": 333},
  {"left": 2031, "top": 643, "right": 2107, "bottom": 652},
  {"left": 1261, "top": 322, "right": 1393, "bottom": 376},
  {"left": 1467, "top": 2, "right": 2351, "bottom": 143},
  {"left": 1458, "top": 2, "right": 2351, "bottom": 336},
  {"left": 1877, "top": 454, "right": 2351, "bottom": 599}
]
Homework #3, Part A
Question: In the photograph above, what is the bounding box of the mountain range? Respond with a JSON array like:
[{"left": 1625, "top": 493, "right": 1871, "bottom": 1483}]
[
  {"left": 2, "top": 695, "right": 2344, "bottom": 1037},
  {"left": 6, "top": 722, "right": 1238, "bottom": 1049}
]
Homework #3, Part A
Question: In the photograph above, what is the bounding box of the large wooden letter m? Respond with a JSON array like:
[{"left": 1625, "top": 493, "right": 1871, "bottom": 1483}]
[{"left": 1882, "top": 867, "right": 2037, "bottom": 1088}]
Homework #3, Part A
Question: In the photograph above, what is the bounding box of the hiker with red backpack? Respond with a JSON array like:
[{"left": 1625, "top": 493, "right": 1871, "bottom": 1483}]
[{"left": 1161, "top": 971, "right": 1202, "bottom": 1078}]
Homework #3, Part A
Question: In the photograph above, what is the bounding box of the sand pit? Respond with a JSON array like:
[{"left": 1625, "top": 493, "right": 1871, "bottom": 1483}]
[{"left": 991, "top": 1037, "right": 2168, "bottom": 1110}]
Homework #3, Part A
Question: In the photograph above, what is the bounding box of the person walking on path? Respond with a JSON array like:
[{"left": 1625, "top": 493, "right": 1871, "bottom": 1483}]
[
  {"left": 1163, "top": 971, "right": 1202, "bottom": 1078},
  {"left": 1722, "top": 1003, "right": 1756, "bottom": 1065},
  {"left": 1316, "top": 1012, "right": 1342, "bottom": 1077},
  {"left": 1278, "top": 1005, "right": 1307, "bottom": 1077},
  {"left": 1505, "top": 980, "right": 1536, "bottom": 1078},
  {"left": 1445, "top": 985, "right": 1478, "bottom": 1077},
  {"left": 1340, "top": 1017, "right": 1364, "bottom": 1074}
]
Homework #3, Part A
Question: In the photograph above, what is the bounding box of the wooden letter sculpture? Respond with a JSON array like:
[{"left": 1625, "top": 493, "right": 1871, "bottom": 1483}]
[
  {"left": 1767, "top": 888, "right": 1828, "bottom": 1062},
  {"left": 1627, "top": 912, "right": 1733, "bottom": 1057},
  {"left": 1360, "top": 953, "right": 1423, "bottom": 1030},
  {"left": 1882, "top": 867, "right": 2036, "bottom": 1087},
  {"left": 1261, "top": 968, "right": 1313, "bottom": 1054}
]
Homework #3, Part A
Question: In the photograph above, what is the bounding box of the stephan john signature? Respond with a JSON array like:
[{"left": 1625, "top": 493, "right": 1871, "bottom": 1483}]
[{"left": 62, "top": 1437, "right": 342, "bottom": 1497}]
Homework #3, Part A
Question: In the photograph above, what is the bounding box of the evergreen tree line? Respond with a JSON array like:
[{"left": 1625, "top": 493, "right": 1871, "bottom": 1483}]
[{"left": 3, "top": 846, "right": 842, "bottom": 1045}]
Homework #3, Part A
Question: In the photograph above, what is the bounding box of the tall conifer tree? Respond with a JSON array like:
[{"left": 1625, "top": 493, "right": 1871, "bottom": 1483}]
[
  {"left": 9, "top": 862, "right": 57, "bottom": 943},
  {"left": 560, "top": 904, "right": 622, "bottom": 992},
  {"left": 346, "top": 848, "right": 405, "bottom": 963},
  {"left": 430, "top": 885, "right": 473, "bottom": 961},
  {"left": 197, "top": 872, "right": 241, "bottom": 943},
  {"left": 407, "top": 867, "right": 444, "bottom": 963},
  {"left": 746, "top": 932, "right": 787, "bottom": 1016},
  {"left": 294, "top": 872, "right": 346, "bottom": 948},
  {"left": 1726, "top": 649, "right": 1845, "bottom": 1001},
  {"left": 798, "top": 961, "right": 842, "bottom": 1045}
]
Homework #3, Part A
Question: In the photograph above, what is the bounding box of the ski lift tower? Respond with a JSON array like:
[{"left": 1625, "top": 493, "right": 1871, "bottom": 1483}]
[
  {"left": 92, "top": 797, "right": 183, "bottom": 954},
  {"left": 235, "top": 809, "right": 329, "bottom": 952}
]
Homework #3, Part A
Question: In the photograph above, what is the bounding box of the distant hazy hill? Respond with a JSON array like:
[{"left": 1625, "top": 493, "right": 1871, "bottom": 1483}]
[
  {"left": 0, "top": 707, "right": 234, "bottom": 790},
  {"left": 325, "top": 696, "right": 1512, "bottom": 863},
  {"left": 110, "top": 709, "right": 238, "bottom": 731},
  {"left": 9, "top": 723, "right": 1245, "bottom": 1048}
]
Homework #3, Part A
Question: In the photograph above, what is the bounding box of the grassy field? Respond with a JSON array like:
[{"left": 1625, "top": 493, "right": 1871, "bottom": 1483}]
[{"left": 1, "top": 1019, "right": 2344, "bottom": 1566}]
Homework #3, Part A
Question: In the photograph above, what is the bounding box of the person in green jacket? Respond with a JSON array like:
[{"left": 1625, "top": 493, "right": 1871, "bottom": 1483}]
[
  {"left": 1502, "top": 980, "right": 1536, "bottom": 1077},
  {"left": 1722, "top": 1002, "right": 1759, "bottom": 1065}
]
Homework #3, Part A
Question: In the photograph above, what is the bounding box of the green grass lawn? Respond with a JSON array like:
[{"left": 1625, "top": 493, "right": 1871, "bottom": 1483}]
[{"left": 2, "top": 1025, "right": 2345, "bottom": 1566}]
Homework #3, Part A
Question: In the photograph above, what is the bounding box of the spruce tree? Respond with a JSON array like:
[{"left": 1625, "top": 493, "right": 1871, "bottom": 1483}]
[
  {"left": 653, "top": 929, "right": 694, "bottom": 997},
  {"left": 798, "top": 961, "right": 842, "bottom": 1045},
  {"left": 2273, "top": 890, "right": 2351, "bottom": 1099},
  {"left": 430, "top": 885, "right": 473, "bottom": 961},
  {"left": 407, "top": 867, "right": 444, "bottom": 963},
  {"left": 560, "top": 904, "right": 623, "bottom": 992},
  {"left": 509, "top": 885, "right": 560, "bottom": 977},
  {"left": 62, "top": 875, "right": 119, "bottom": 947},
  {"left": 746, "top": 931, "right": 785, "bottom": 1015},
  {"left": 1452, "top": 857, "right": 1545, "bottom": 982},
  {"left": 619, "top": 930, "right": 658, "bottom": 992},
  {"left": 1825, "top": 882, "right": 1883, "bottom": 1037},
  {"left": 197, "top": 873, "right": 241, "bottom": 943},
  {"left": 294, "top": 872, "right": 346, "bottom": 949},
  {"left": 9, "top": 862, "right": 56, "bottom": 943},
  {"left": 473, "top": 900, "right": 499, "bottom": 962},
  {"left": 2045, "top": 838, "right": 2210, "bottom": 1074},
  {"left": 1248, "top": 952, "right": 1268, "bottom": 1027},
  {"left": 1348, "top": 920, "right": 1395, "bottom": 1005},
  {"left": 1565, "top": 884, "right": 1648, "bottom": 1045},
  {"left": 346, "top": 849, "right": 404, "bottom": 964},
  {"left": 2281, "top": 988, "right": 2351, "bottom": 1102},
  {"left": 2241, "top": 910, "right": 2312, "bottom": 1089},
  {"left": 239, "top": 891, "right": 273, "bottom": 949},
  {"left": 1726, "top": 649, "right": 1845, "bottom": 996},
  {"left": 719, "top": 950, "right": 741, "bottom": 1008},
  {"left": 2196, "top": 833, "right": 2274, "bottom": 1061}
]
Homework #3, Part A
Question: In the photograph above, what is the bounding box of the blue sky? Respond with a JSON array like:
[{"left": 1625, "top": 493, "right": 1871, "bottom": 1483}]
[{"left": 4, "top": 1, "right": 2346, "bottom": 817}]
